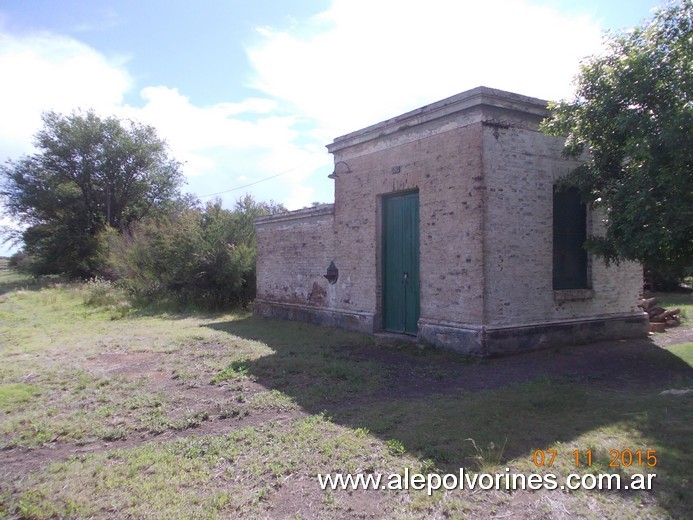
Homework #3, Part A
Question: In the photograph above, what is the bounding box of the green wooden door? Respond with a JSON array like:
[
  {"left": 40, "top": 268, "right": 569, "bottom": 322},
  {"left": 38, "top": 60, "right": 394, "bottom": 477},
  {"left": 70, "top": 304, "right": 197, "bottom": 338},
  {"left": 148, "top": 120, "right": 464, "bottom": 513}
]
[{"left": 383, "top": 192, "right": 420, "bottom": 334}]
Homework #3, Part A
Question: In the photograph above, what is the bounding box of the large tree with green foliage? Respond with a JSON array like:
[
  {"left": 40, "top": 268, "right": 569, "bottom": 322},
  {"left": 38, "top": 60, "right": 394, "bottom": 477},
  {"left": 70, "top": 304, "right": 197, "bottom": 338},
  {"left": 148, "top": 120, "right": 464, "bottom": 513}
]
[
  {"left": 542, "top": 0, "right": 692, "bottom": 281},
  {"left": 0, "top": 110, "right": 185, "bottom": 277}
]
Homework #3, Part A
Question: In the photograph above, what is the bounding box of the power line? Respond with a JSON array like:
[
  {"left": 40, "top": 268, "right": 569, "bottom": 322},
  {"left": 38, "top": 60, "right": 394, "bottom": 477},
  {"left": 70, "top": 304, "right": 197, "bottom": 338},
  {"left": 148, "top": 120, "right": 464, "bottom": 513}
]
[{"left": 198, "top": 166, "right": 301, "bottom": 198}]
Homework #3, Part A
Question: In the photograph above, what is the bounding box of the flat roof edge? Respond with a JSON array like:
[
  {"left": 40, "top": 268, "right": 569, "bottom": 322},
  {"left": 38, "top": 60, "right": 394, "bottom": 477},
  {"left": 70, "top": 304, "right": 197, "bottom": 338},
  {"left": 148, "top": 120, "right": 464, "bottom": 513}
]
[
  {"left": 326, "top": 86, "right": 549, "bottom": 154},
  {"left": 255, "top": 203, "right": 335, "bottom": 226}
]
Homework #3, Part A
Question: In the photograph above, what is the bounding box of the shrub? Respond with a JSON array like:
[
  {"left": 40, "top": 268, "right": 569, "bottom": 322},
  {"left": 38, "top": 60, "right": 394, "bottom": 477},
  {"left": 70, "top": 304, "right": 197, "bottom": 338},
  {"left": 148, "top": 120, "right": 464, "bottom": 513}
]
[
  {"left": 8, "top": 250, "right": 31, "bottom": 272},
  {"left": 82, "top": 276, "right": 131, "bottom": 319},
  {"left": 103, "top": 196, "right": 284, "bottom": 310}
]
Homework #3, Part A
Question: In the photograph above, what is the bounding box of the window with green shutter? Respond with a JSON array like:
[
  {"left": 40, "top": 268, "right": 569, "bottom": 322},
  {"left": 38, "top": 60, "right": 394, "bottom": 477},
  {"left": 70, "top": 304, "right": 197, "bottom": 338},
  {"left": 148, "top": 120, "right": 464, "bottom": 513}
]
[{"left": 553, "top": 186, "right": 588, "bottom": 290}]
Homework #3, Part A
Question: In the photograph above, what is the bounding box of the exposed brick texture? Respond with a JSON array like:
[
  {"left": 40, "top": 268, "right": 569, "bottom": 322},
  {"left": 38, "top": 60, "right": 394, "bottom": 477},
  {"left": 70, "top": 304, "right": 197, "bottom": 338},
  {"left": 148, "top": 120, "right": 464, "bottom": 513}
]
[
  {"left": 255, "top": 87, "right": 647, "bottom": 355},
  {"left": 255, "top": 204, "right": 336, "bottom": 308}
]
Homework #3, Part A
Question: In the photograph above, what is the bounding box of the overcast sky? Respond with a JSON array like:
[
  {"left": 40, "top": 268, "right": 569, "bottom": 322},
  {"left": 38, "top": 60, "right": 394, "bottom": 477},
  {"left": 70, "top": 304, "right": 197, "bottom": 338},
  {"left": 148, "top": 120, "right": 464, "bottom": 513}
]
[{"left": 0, "top": 0, "right": 665, "bottom": 255}]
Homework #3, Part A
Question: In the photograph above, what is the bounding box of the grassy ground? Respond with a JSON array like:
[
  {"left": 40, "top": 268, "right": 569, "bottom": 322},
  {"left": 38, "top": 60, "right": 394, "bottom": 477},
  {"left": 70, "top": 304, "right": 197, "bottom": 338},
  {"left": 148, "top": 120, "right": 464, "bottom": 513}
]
[{"left": 0, "top": 265, "right": 691, "bottom": 519}]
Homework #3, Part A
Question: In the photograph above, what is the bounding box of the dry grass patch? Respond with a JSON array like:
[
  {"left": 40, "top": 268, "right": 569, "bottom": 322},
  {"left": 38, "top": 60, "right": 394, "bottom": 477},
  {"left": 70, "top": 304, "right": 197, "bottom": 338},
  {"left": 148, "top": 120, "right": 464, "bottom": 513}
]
[{"left": 1, "top": 269, "right": 691, "bottom": 519}]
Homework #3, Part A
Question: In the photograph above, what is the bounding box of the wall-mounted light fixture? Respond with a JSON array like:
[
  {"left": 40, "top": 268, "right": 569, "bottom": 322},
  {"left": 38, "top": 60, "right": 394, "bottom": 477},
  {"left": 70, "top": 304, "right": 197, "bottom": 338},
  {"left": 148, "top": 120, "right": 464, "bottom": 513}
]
[
  {"left": 323, "top": 260, "right": 339, "bottom": 284},
  {"left": 328, "top": 161, "right": 351, "bottom": 179}
]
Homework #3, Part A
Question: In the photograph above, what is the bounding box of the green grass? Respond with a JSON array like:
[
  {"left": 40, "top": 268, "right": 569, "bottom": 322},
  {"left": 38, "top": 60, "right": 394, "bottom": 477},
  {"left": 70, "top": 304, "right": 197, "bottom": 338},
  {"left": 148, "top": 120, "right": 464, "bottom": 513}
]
[
  {"left": 668, "top": 343, "right": 693, "bottom": 365},
  {"left": 0, "top": 272, "right": 259, "bottom": 447},
  {"left": 0, "top": 415, "right": 419, "bottom": 519},
  {"left": 1, "top": 267, "right": 692, "bottom": 519},
  {"left": 335, "top": 376, "right": 692, "bottom": 513},
  {"left": 0, "top": 383, "right": 40, "bottom": 413}
]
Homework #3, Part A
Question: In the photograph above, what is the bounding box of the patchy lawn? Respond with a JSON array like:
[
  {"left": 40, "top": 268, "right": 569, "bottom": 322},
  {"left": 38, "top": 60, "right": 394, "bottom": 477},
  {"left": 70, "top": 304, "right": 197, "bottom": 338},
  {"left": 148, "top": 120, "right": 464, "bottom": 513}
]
[{"left": 0, "top": 267, "right": 691, "bottom": 519}]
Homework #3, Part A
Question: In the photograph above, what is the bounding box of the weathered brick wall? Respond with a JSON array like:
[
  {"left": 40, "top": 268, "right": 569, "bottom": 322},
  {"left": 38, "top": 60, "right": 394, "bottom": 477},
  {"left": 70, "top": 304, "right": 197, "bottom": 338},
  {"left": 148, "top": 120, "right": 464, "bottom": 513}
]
[
  {"left": 255, "top": 86, "right": 646, "bottom": 352},
  {"left": 255, "top": 205, "right": 336, "bottom": 308},
  {"left": 481, "top": 109, "right": 643, "bottom": 328},
  {"left": 329, "top": 106, "right": 486, "bottom": 329}
]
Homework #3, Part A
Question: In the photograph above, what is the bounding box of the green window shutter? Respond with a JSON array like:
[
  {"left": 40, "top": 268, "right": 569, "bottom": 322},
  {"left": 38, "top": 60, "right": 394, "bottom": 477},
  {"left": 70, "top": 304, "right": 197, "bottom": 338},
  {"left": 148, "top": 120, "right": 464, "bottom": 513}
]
[{"left": 553, "top": 187, "right": 588, "bottom": 290}]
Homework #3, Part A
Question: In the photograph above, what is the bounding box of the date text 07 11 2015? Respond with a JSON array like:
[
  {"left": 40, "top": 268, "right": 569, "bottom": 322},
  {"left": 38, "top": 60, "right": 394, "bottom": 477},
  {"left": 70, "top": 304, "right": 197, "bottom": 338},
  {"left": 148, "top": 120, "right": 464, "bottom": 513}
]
[{"left": 532, "top": 449, "right": 658, "bottom": 468}]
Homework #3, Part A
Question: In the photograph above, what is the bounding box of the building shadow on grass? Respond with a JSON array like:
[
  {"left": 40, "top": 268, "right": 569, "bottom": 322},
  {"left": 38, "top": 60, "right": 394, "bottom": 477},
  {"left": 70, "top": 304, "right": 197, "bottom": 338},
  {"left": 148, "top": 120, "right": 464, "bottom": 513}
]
[{"left": 205, "top": 316, "right": 692, "bottom": 516}]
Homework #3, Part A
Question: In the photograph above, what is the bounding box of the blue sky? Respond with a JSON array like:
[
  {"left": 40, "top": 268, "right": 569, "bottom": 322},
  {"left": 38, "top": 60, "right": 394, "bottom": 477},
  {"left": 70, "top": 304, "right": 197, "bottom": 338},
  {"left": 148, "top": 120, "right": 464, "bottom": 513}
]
[{"left": 0, "top": 0, "right": 665, "bottom": 254}]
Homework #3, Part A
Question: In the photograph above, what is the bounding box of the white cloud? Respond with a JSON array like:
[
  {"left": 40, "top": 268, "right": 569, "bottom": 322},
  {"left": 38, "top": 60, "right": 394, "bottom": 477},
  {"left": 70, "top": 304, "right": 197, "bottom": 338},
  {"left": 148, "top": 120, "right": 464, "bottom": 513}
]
[
  {"left": 121, "top": 86, "right": 332, "bottom": 208},
  {"left": 0, "top": 0, "right": 609, "bottom": 229},
  {"left": 247, "top": 0, "right": 604, "bottom": 136},
  {"left": 121, "top": 86, "right": 299, "bottom": 174},
  {"left": 0, "top": 31, "right": 132, "bottom": 159},
  {"left": 0, "top": 29, "right": 331, "bottom": 212}
]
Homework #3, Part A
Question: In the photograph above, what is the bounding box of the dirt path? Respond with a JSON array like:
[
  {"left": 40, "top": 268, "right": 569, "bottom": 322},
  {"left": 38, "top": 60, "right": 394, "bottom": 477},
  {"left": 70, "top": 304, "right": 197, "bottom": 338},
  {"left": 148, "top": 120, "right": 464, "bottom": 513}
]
[
  {"left": 2, "top": 327, "right": 691, "bottom": 480},
  {"left": 0, "top": 409, "right": 306, "bottom": 477}
]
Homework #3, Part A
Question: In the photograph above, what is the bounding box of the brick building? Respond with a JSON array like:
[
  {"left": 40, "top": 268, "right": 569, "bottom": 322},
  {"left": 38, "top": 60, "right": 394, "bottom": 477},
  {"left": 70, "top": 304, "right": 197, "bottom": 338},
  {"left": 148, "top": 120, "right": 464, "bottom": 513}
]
[{"left": 254, "top": 87, "right": 648, "bottom": 355}]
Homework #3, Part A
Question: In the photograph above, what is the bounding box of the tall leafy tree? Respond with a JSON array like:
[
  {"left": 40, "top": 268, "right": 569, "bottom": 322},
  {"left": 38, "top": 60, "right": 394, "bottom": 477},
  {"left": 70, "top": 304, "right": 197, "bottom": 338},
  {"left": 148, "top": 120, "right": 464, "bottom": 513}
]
[
  {"left": 1, "top": 110, "right": 185, "bottom": 277},
  {"left": 542, "top": 0, "right": 692, "bottom": 279}
]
